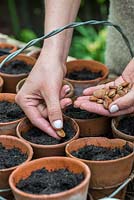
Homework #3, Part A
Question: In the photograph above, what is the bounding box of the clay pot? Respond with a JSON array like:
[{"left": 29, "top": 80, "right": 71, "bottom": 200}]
[
  {"left": 0, "top": 93, "right": 25, "bottom": 136},
  {"left": 112, "top": 115, "right": 134, "bottom": 142},
  {"left": 66, "top": 137, "right": 134, "bottom": 199},
  {"left": 0, "top": 54, "right": 36, "bottom": 93},
  {"left": 65, "top": 59, "right": 109, "bottom": 96},
  {"left": 16, "top": 116, "right": 79, "bottom": 158},
  {"left": 0, "top": 42, "right": 17, "bottom": 55},
  {"left": 9, "top": 156, "right": 91, "bottom": 200},
  {"left": 0, "top": 75, "right": 4, "bottom": 92},
  {"left": 16, "top": 78, "right": 74, "bottom": 98},
  {"left": 0, "top": 135, "right": 33, "bottom": 199},
  {"left": 27, "top": 49, "right": 41, "bottom": 59}
]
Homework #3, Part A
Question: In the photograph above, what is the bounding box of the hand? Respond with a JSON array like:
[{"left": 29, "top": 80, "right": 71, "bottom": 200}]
[
  {"left": 15, "top": 52, "right": 71, "bottom": 139},
  {"left": 74, "top": 59, "right": 134, "bottom": 116}
]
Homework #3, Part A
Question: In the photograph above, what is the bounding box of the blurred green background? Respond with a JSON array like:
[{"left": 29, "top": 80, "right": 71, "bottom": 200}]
[{"left": 0, "top": 0, "right": 109, "bottom": 62}]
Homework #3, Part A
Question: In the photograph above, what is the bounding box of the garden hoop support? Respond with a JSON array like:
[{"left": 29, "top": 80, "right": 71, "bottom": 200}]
[{"left": 0, "top": 19, "right": 133, "bottom": 68}]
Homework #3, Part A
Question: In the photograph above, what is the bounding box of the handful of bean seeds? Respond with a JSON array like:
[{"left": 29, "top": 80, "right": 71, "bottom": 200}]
[{"left": 89, "top": 82, "right": 132, "bottom": 110}]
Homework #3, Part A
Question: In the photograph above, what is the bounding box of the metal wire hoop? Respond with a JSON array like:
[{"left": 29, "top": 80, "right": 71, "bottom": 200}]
[{"left": 0, "top": 20, "right": 133, "bottom": 68}]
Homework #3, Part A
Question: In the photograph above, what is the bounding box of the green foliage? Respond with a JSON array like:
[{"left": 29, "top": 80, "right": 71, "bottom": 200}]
[
  {"left": 19, "top": 29, "right": 37, "bottom": 43},
  {"left": 69, "top": 25, "right": 107, "bottom": 63}
]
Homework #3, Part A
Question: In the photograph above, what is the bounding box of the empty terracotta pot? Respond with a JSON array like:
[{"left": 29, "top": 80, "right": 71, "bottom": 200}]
[
  {"left": 0, "top": 42, "right": 17, "bottom": 55},
  {"left": 0, "top": 93, "right": 25, "bottom": 136},
  {"left": 0, "top": 54, "right": 36, "bottom": 93},
  {"left": 0, "top": 75, "right": 4, "bottom": 92},
  {"left": 9, "top": 156, "right": 91, "bottom": 200},
  {"left": 16, "top": 78, "right": 74, "bottom": 98},
  {"left": 0, "top": 135, "right": 33, "bottom": 199},
  {"left": 66, "top": 137, "right": 134, "bottom": 199},
  {"left": 65, "top": 59, "right": 109, "bottom": 96},
  {"left": 16, "top": 116, "right": 79, "bottom": 158},
  {"left": 112, "top": 115, "right": 134, "bottom": 142}
]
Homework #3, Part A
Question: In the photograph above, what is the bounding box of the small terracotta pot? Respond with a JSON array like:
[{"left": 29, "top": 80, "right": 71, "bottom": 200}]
[
  {"left": 16, "top": 78, "right": 74, "bottom": 98},
  {"left": 0, "top": 42, "right": 17, "bottom": 55},
  {"left": 9, "top": 156, "right": 91, "bottom": 200},
  {"left": 66, "top": 137, "right": 134, "bottom": 199},
  {"left": 0, "top": 135, "right": 33, "bottom": 199},
  {"left": 16, "top": 116, "right": 79, "bottom": 158},
  {"left": 112, "top": 115, "right": 134, "bottom": 142},
  {"left": 0, "top": 54, "right": 36, "bottom": 93},
  {"left": 0, "top": 75, "right": 4, "bottom": 92},
  {"left": 0, "top": 93, "right": 25, "bottom": 136},
  {"left": 27, "top": 49, "right": 41, "bottom": 59},
  {"left": 65, "top": 60, "right": 109, "bottom": 96}
]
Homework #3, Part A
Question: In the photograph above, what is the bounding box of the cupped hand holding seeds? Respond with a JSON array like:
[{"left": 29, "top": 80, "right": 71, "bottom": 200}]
[{"left": 74, "top": 59, "right": 134, "bottom": 116}]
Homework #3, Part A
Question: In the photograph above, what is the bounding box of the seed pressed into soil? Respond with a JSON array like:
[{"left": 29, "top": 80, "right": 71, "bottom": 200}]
[
  {"left": 0, "top": 143, "right": 28, "bottom": 169},
  {"left": 16, "top": 167, "right": 84, "bottom": 194},
  {"left": 117, "top": 116, "right": 134, "bottom": 136},
  {"left": 0, "top": 60, "right": 32, "bottom": 74},
  {"left": 71, "top": 143, "right": 132, "bottom": 161},
  {"left": 23, "top": 120, "right": 75, "bottom": 145},
  {"left": 0, "top": 101, "right": 25, "bottom": 122},
  {"left": 64, "top": 105, "right": 100, "bottom": 119},
  {"left": 66, "top": 68, "right": 102, "bottom": 81}
]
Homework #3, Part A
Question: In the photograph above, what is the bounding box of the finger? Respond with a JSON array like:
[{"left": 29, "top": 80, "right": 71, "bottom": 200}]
[
  {"left": 60, "top": 85, "right": 70, "bottom": 99},
  {"left": 110, "top": 106, "right": 134, "bottom": 116}
]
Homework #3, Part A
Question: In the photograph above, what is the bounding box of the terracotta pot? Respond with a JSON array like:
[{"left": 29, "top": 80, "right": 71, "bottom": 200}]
[
  {"left": 0, "top": 75, "right": 4, "bottom": 92},
  {"left": 27, "top": 49, "right": 41, "bottom": 59},
  {"left": 16, "top": 78, "right": 74, "bottom": 98},
  {"left": 66, "top": 137, "right": 134, "bottom": 199},
  {"left": 0, "top": 93, "right": 25, "bottom": 136},
  {"left": 9, "top": 156, "right": 91, "bottom": 200},
  {"left": 16, "top": 116, "right": 79, "bottom": 158},
  {"left": 0, "top": 42, "right": 17, "bottom": 55},
  {"left": 0, "top": 135, "right": 33, "bottom": 199},
  {"left": 65, "top": 59, "right": 109, "bottom": 96},
  {"left": 112, "top": 115, "right": 134, "bottom": 142},
  {"left": 0, "top": 54, "right": 36, "bottom": 93}
]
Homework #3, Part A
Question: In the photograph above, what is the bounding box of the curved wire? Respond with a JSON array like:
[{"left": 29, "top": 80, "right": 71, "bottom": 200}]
[{"left": 0, "top": 20, "right": 133, "bottom": 68}]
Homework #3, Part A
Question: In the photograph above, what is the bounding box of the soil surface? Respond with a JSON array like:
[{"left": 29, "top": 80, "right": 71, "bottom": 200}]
[
  {"left": 0, "top": 47, "right": 11, "bottom": 56},
  {"left": 66, "top": 68, "right": 102, "bottom": 80},
  {"left": 64, "top": 105, "right": 100, "bottom": 119},
  {"left": 0, "top": 60, "right": 32, "bottom": 74},
  {"left": 0, "top": 101, "right": 25, "bottom": 122},
  {"left": 71, "top": 143, "right": 132, "bottom": 161},
  {"left": 0, "top": 143, "right": 27, "bottom": 169},
  {"left": 16, "top": 167, "right": 84, "bottom": 194},
  {"left": 23, "top": 120, "right": 75, "bottom": 145},
  {"left": 117, "top": 116, "right": 134, "bottom": 136}
]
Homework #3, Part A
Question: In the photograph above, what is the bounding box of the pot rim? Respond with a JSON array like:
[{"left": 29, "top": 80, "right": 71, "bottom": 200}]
[
  {"left": 65, "top": 59, "right": 109, "bottom": 84},
  {"left": 9, "top": 156, "right": 91, "bottom": 199},
  {"left": 63, "top": 113, "right": 106, "bottom": 121},
  {"left": 65, "top": 137, "right": 134, "bottom": 164},
  {"left": 16, "top": 116, "right": 80, "bottom": 149},
  {"left": 0, "top": 135, "right": 33, "bottom": 172},
  {"left": 0, "top": 75, "right": 4, "bottom": 87},
  {"left": 0, "top": 42, "right": 17, "bottom": 53},
  {"left": 0, "top": 54, "right": 36, "bottom": 77},
  {"left": 112, "top": 116, "right": 134, "bottom": 140}
]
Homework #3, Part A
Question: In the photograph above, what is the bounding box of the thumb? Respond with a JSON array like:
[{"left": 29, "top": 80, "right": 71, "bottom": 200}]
[
  {"left": 109, "top": 90, "right": 134, "bottom": 113},
  {"left": 42, "top": 87, "right": 63, "bottom": 130}
]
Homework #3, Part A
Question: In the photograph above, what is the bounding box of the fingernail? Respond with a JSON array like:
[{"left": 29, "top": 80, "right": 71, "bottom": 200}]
[
  {"left": 65, "top": 88, "right": 70, "bottom": 94},
  {"left": 109, "top": 105, "right": 119, "bottom": 113},
  {"left": 53, "top": 120, "right": 63, "bottom": 129}
]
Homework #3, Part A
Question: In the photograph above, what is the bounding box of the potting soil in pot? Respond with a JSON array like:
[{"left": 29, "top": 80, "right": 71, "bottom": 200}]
[
  {"left": 66, "top": 68, "right": 102, "bottom": 80},
  {"left": 117, "top": 116, "right": 134, "bottom": 136},
  {"left": 16, "top": 167, "right": 84, "bottom": 194},
  {"left": 64, "top": 105, "right": 100, "bottom": 119},
  {"left": 0, "top": 60, "right": 32, "bottom": 74},
  {"left": 0, "top": 48, "right": 12, "bottom": 56},
  {"left": 0, "top": 143, "right": 27, "bottom": 169},
  {"left": 0, "top": 101, "right": 25, "bottom": 122},
  {"left": 71, "top": 143, "right": 133, "bottom": 161},
  {"left": 23, "top": 120, "right": 75, "bottom": 145}
]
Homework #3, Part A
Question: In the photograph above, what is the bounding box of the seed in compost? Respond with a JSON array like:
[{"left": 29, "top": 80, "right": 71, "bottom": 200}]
[
  {"left": 71, "top": 143, "right": 132, "bottom": 161},
  {"left": 0, "top": 101, "right": 25, "bottom": 122},
  {"left": 117, "top": 116, "right": 134, "bottom": 136},
  {"left": 0, "top": 143, "right": 28, "bottom": 169},
  {"left": 16, "top": 167, "right": 84, "bottom": 194},
  {"left": 0, "top": 60, "right": 32, "bottom": 74},
  {"left": 66, "top": 68, "right": 102, "bottom": 80},
  {"left": 23, "top": 119, "right": 75, "bottom": 145}
]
